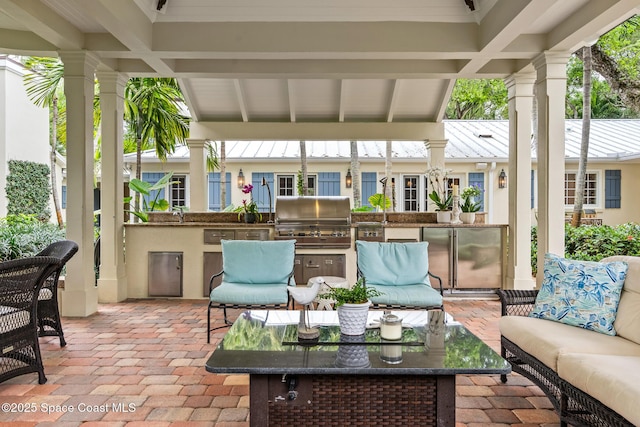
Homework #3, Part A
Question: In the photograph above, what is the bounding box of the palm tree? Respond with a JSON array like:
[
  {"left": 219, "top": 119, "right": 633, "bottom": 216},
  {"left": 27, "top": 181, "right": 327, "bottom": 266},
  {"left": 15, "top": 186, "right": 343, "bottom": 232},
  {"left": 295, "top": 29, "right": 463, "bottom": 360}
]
[
  {"left": 300, "top": 140, "right": 308, "bottom": 196},
  {"left": 23, "top": 57, "right": 66, "bottom": 227},
  {"left": 571, "top": 46, "right": 592, "bottom": 227},
  {"left": 123, "top": 78, "right": 190, "bottom": 213},
  {"left": 350, "top": 140, "right": 361, "bottom": 208}
]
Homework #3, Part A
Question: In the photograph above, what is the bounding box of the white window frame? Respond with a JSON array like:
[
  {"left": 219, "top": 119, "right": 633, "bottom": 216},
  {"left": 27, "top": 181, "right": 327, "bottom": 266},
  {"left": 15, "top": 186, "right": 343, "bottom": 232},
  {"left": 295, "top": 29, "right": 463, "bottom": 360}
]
[
  {"left": 277, "top": 174, "right": 295, "bottom": 196},
  {"left": 403, "top": 175, "right": 420, "bottom": 212},
  {"left": 169, "top": 174, "right": 189, "bottom": 208},
  {"left": 564, "top": 170, "right": 599, "bottom": 208}
]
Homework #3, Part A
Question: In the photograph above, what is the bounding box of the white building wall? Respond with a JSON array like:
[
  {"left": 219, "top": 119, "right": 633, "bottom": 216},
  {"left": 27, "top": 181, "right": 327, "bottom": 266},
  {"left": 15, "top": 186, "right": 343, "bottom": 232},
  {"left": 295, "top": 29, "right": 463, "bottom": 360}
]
[
  {"left": 0, "top": 56, "right": 51, "bottom": 218},
  {"left": 134, "top": 155, "right": 640, "bottom": 227}
]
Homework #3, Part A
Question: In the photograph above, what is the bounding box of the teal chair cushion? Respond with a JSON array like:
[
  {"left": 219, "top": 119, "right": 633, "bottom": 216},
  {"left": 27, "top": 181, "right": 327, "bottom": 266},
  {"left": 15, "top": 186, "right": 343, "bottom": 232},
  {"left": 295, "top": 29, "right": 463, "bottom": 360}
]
[
  {"left": 221, "top": 239, "right": 295, "bottom": 284},
  {"left": 210, "top": 281, "right": 290, "bottom": 305},
  {"left": 367, "top": 284, "right": 443, "bottom": 308},
  {"left": 356, "top": 240, "right": 430, "bottom": 287}
]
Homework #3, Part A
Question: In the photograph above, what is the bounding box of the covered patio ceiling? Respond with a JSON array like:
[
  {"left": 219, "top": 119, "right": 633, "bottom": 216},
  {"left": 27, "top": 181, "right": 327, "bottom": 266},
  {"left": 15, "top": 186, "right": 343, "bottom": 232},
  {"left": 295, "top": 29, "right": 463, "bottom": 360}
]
[{"left": 1, "top": 0, "right": 639, "bottom": 140}]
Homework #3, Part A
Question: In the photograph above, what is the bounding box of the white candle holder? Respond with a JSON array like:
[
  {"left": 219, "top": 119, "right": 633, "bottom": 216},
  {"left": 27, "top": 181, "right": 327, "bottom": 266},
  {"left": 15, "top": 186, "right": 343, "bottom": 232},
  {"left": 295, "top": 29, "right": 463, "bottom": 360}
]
[{"left": 451, "top": 195, "right": 462, "bottom": 224}]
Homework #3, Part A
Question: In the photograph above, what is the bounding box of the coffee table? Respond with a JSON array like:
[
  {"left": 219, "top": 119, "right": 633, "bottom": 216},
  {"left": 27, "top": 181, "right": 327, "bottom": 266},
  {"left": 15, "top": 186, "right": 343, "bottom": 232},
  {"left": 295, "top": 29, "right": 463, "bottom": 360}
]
[{"left": 205, "top": 310, "right": 510, "bottom": 427}]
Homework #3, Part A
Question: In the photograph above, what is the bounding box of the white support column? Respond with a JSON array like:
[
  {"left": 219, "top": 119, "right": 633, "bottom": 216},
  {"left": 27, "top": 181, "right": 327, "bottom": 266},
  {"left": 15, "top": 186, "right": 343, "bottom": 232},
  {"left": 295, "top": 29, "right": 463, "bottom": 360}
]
[
  {"left": 533, "top": 52, "right": 570, "bottom": 287},
  {"left": 505, "top": 73, "right": 536, "bottom": 290},
  {"left": 188, "top": 139, "right": 207, "bottom": 211},
  {"left": 60, "top": 51, "right": 100, "bottom": 316},
  {"left": 425, "top": 139, "right": 448, "bottom": 211},
  {"left": 97, "top": 72, "right": 128, "bottom": 302}
]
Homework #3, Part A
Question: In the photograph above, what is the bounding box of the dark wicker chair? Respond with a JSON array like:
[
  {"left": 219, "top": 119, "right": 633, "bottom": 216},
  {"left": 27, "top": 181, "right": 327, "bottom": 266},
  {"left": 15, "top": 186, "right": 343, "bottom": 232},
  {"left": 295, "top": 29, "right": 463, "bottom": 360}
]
[
  {"left": 35, "top": 240, "right": 79, "bottom": 347},
  {"left": 0, "top": 256, "right": 60, "bottom": 384}
]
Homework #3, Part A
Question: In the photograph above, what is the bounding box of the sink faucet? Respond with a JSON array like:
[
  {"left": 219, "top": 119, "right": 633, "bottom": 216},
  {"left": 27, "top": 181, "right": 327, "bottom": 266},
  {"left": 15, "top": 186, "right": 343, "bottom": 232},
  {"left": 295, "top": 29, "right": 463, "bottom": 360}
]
[{"left": 172, "top": 207, "right": 185, "bottom": 223}]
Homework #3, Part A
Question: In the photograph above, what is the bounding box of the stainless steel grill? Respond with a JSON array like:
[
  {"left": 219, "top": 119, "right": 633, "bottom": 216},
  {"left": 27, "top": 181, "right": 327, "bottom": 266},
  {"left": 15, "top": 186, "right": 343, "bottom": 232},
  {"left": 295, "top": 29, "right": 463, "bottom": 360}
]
[{"left": 274, "top": 196, "right": 351, "bottom": 248}]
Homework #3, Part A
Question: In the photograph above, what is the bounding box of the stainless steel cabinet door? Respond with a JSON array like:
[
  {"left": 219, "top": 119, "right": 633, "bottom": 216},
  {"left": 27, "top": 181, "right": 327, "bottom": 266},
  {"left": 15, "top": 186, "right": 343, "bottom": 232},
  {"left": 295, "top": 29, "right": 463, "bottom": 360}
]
[
  {"left": 421, "top": 228, "right": 453, "bottom": 289},
  {"left": 455, "top": 228, "right": 503, "bottom": 289},
  {"left": 148, "top": 252, "right": 183, "bottom": 297}
]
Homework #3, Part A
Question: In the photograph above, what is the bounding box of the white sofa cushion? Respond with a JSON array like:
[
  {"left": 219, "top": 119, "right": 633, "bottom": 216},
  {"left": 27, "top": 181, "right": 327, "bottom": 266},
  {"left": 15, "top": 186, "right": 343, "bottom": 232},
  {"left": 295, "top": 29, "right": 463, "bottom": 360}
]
[
  {"left": 0, "top": 305, "right": 30, "bottom": 336},
  {"left": 558, "top": 353, "right": 640, "bottom": 426},
  {"left": 604, "top": 256, "right": 640, "bottom": 345},
  {"left": 500, "top": 315, "right": 640, "bottom": 371}
]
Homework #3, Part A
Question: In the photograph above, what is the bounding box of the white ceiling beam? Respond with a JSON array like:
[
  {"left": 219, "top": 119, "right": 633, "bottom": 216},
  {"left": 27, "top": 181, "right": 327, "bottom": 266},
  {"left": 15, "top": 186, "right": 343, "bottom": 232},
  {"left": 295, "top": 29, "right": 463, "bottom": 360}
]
[
  {"left": 76, "top": 0, "right": 174, "bottom": 75},
  {"left": 0, "top": 28, "right": 57, "bottom": 54},
  {"left": 434, "top": 79, "right": 456, "bottom": 122},
  {"left": 287, "top": 80, "right": 296, "bottom": 123},
  {"left": 234, "top": 79, "right": 249, "bottom": 122},
  {"left": 190, "top": 121, "right": 447, "bottom": 141},
  {"left": 546, "top": 0, "right": 640, "bottom": 52},
  {"left": 338, "top": 80, "right": 347, "bottom": 122},
  {"left": 152, "top": 22, "right": 480, "bottom": 55},
  {"left": 459, "top": 0, "right": 554, "bottom": 74},
  {"left": 386, "top": 80, "right": 401, "bottom": 123},
  {"left": 177, "top": 79, "right": 200, "bottom": 122},
  {"left": 0, "top": 0, "right": 83, "bottom": 50}
]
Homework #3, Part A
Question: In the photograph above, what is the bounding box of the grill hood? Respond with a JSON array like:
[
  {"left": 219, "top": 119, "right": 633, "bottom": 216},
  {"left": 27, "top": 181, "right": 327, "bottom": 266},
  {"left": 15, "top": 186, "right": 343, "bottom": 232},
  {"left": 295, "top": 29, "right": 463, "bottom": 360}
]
[{"left": 275, "top": 196, "right": 351, "bottom": 225}]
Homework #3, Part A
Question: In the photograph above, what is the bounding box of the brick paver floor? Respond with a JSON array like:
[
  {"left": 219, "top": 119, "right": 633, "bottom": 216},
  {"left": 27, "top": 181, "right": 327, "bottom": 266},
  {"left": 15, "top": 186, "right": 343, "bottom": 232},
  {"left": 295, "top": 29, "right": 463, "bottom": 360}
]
[{"left": 0, "top": 298, "right": 561, "bottom": 426}]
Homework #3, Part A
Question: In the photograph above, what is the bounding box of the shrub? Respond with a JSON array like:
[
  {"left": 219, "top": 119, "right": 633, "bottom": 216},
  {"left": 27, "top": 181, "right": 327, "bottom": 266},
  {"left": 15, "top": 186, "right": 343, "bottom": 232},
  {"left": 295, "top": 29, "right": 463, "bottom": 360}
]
[
  {"left": 5, "top": 160, "right": 51, "bottom": 221},
  {"left": 531, "top": 223, "right": 640, "bottom": 275},
  {"left": 0, "top": 214, "right": 65, "bottom": 261}
]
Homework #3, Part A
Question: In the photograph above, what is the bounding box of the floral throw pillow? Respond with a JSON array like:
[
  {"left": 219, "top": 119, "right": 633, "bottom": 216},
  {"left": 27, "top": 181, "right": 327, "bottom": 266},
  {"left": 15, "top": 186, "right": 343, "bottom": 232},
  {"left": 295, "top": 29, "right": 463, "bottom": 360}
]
[{"left": 529, "top": 253, "right": 628, "bottom": 335}]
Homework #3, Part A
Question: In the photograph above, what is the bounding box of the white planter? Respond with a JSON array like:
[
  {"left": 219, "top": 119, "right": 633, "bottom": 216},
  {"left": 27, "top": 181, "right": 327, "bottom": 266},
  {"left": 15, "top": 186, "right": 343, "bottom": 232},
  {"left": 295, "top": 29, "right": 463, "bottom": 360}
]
[
  {"left": 337, "top": 301, "right": 370, "bottom": 335},
  {"left": 460, "top": 212, "right": 476, "bottom": 224},
  {"left": 436, "top": 211, "right": 451, "bottom": 224}
]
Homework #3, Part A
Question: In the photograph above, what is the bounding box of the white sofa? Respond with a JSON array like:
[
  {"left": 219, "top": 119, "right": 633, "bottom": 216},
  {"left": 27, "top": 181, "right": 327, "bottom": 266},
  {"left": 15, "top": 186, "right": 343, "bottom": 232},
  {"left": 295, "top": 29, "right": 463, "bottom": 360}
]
[{"left": 498, "top": 255, "right": 640, "bottom": 427}]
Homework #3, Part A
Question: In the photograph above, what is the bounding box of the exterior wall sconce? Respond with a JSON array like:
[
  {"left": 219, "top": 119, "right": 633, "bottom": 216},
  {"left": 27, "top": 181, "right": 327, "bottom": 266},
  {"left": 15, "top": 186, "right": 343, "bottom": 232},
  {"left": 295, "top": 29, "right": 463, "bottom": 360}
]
[
  {"left": 345, "top": 169, "right": 352, "bottom": 188},
  {"left": 498, "top": 169, "right": 507, "bottom": 189},
  {"left": 237, "top": 169, "right": 245, "bottom": 188}
]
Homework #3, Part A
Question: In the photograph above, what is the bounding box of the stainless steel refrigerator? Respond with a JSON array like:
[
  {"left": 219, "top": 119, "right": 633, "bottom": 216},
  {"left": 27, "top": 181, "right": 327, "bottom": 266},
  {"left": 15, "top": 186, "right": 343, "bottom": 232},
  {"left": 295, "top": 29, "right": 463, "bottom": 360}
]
[{"left": 421, "top": 227, "right": 505, "bottom": 290}]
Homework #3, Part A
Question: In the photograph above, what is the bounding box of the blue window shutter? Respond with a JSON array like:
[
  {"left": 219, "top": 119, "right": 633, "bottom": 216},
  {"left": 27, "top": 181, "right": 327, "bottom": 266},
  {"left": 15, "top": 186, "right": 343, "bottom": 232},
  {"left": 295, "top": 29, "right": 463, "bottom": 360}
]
[
  {"left": 207, "top": 172, "right": 231, "bottom": 211},
  {"left": 251, "top": 172, "right": 274, "bottom": 212},
  {"left": 605, "top": 170, "right": 621, "bottom": 209},
  {"left": 362, "top": 172, "right": 377, "bottom": 208},
  {"left": 318, "top": 172, "right": 340, "bottom": 196},
  {"left": 531, "top": 170, "right": 535, "bottom": 209},
  {"left": 468, "top": 172, "right": 485, "bottom": 211},
  {"left": 61, "top": 185, "right": 67, "bottom": 209},
  {"left": 141, "top": 172, "right": 166, "bottom": 208}
]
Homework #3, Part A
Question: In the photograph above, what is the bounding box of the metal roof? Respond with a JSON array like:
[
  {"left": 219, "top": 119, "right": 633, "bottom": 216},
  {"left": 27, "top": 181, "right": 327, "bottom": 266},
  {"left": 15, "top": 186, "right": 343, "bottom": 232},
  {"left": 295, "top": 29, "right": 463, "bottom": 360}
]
[{"left": 124, "top": 119, "right": 640, "bottom": 163}]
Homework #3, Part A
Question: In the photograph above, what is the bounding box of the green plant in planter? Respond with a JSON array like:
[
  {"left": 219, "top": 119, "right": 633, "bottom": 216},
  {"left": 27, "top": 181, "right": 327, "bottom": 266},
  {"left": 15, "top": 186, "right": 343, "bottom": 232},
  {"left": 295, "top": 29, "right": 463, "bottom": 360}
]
[
  {"left": 428, "top": 191, "right": 452, "bottom": 211},
  {"left": 426, "top": 165, "right": 452, "bottom": 211},
  {"left": 460, "top": 185, "right": 482, "bottom": 213},
  {"left": 319, "top": 278, "right": 382, "bottom": 307}
]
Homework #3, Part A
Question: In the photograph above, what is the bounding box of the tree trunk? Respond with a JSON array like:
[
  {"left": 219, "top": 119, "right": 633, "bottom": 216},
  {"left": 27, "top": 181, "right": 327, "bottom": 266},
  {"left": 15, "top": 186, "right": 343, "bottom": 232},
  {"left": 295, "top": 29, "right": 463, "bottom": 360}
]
[
  {"left": 350, "top": 140, "right": 360, "bottom": 208},
  {"left": 50, "top": 95, "right": 63, "bottom": 228},
  {"left": 385, "top": 141, "right": 393, "bottom": 211},
  {"left": 300, "top": 140, "right": 308, "bottom": 196},
  {"left": 220, "top": 141, "right": 226, "bottom": 210},
  {"left": 134, "top": 137, "right": 142, "bottom": 223},
  {"left": 571, "top": 46, "right": 592, "bottom": 227}
]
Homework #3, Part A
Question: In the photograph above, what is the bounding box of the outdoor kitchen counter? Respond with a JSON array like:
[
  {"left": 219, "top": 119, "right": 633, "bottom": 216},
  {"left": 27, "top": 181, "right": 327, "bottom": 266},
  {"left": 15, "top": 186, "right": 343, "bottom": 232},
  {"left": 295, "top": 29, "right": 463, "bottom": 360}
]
[{"left": 125, "top": 216, "right": 505, "bottom": 300}]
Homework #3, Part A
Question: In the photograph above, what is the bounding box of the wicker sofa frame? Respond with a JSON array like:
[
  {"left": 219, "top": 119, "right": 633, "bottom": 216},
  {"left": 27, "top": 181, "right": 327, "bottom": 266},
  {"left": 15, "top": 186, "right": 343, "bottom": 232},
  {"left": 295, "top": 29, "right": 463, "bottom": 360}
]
[
  {"left": 497, "top": 289, "right": 634, "bottom": 427},
  {"left": 0, "top": 256, "right": 60, "bottom": 384},
  {"left": 35, "top": 240, "right": 79, "bottom": 347}
]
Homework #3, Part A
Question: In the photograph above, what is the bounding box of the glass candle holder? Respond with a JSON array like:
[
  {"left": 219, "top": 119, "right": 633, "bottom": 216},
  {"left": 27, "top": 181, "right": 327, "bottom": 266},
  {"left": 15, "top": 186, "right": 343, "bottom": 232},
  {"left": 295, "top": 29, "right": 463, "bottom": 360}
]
[{"left": 380, "top": 313, "right": 402, "bottom": 340}]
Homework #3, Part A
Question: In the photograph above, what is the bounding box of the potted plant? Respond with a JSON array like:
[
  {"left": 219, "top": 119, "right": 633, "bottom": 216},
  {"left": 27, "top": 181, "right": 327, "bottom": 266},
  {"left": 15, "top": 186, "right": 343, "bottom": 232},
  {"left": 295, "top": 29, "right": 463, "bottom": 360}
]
[
  {"left": 319, "top": 278, "right": 382, "bottom": 336},
  {"left": 235, "top": 184, "right": 262, "bottom": 223},
  {"left": 460, "top": 185, "right": 482, "bottom": 224},
  {"left": 426, "top": 166, "right": 452, "bottom": 223}
]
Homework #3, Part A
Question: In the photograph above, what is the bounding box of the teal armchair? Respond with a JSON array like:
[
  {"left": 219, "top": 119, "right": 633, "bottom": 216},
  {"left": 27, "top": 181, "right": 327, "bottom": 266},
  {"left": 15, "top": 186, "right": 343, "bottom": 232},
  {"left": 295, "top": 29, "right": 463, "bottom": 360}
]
[
  {"left": 207, "top": 239, "right": 296, "bottom": 342},
  {"left": 356, "top": 240, "right": 443, "bottom": 310}
]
